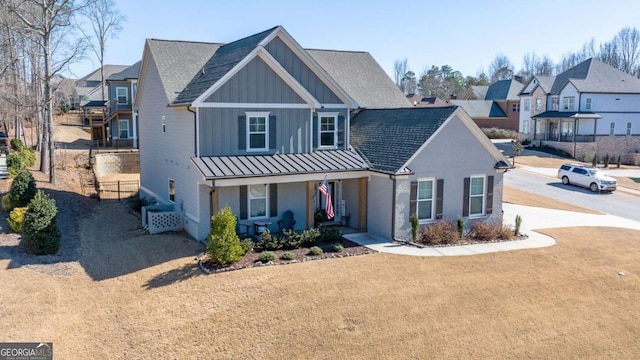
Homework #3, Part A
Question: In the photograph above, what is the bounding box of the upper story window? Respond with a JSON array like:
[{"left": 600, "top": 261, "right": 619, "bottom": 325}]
[
  {"left": 610, "top": 122, "right": 615, "bottom": 136},
  {"left": 116, "top": 87, "right": 128, "bottom": 104},
  {"left": 469, "top": 175, "right": 485, "bottom": 217},
  {"left": 585, "top": 98, "right": 592, "bottom": 110},
  {"left": 416, "top": 179, "right": 434, "bottom": 221},
  {"left": 627, "top": 122, "right": 632, "bottom": 136},
  {"left": 246, "top": 111, "right": 269, "bottom": 152},
  {"left": 512, "top": 103, "right": 520, "bottom": 112},
  {"left": 562, "top": 96, "right": 575, "bottom": 111},
  {"left": 523, "top": 99, "right": 530, "bottom": 112},
  {"left": 535, "top": 99, "right": 542, "bottom": 111},
  {"left": 551, "top": 97, "right": 559, "bottom": 111},
  {"left": 318, "top": 112, "right": 338, "bottom": 148}
]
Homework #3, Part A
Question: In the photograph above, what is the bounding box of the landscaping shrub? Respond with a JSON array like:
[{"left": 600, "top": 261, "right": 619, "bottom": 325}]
[
  {"left": 257, "top": 229, "right": 281, "bottom": 251},
  {"left": 6, "top": 153, "right": 25, "bottom": 177},
  {"left": 18, "top": 147, "right": 36, "bottom": 167},
  {"left": 331, "top": 243, "right": 344, "bottom": 253},
  {"left": 8, "top": 206, "right": 27, "bottom": 233},
  {"left": 127, "top": 193, "right": 154, "bottom": 213},
  {"left": 319, "top": 226, "right": 342, "bottom": 243},
  {"left": 410, "top": 213, "right": 418, "bottom": 242},
  {"left": 604, "top": 154, "right": 610, "bottom": 168},
  {"left": 521, "top": 138, "right": 531, "bottom": 146},
  {"left": 22, "top": 191, "right": 60, "bottom": 255},
  {"left": 2, "top": 194, "right": 14, "bottom": 212},
  {"left": 281, "top": 251, "right": 295, "bottom": 261},
  {"left": 9, "top": 170, "right": 37, "bottom": 208},
  {"left": 258, "top": 228, "right": 321, "bottom": 251},
  {"left": 240, "top": 238, "right": 254, "bottom": 253},
  {"left": 258, "top": 251, "right": 276, "bottom": 263},
  {"left": 495, "top": 224, "right": 514, "bottom": 240},
  {"left": 300, "top": 228, "right": 321, "bottom": 246},
  {"left": 468, "top": 221, "right": 513, "bottom": 241},
  {"left": 457, "top": 217, "right": 464, "bottom": 239},
  {"left": 206, "top": 206, "right": 244, "bottom": 265},
  {"left": 10, "top": 138, "right": 23, "bottom": 151},
  {"left": 308, "top": 246, "right": 323, "bottom": 256},
  {"left": 592, "top": 154, "right": 597, "bottom": 167},
  {"left": 515, "top": 215, "right": 522, "bottom": 236},
  {"left": 418, "top": 220, "right": 459, "bottom": 245},
  {"left": 617, "top": 155, "right": 622, "bottom": 168},
  {"left": 481, "top": 127, "right": 518, "bottom": 139}
]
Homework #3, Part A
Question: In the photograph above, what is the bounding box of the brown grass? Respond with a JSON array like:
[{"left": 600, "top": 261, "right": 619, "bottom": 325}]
[
  {"left": 504, "top": 185, "right": 603, "bottom": 214},
  {"left": 2, "top": 222, "right": 640, "bottom": 359},
  {"left": 514, "top": 154, "right": 575, "bottom": 168}
]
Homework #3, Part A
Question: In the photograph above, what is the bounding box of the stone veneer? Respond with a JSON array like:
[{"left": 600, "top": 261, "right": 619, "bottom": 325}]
[{"left": 541, "top": 135, "right": 640, "bottom": 164}]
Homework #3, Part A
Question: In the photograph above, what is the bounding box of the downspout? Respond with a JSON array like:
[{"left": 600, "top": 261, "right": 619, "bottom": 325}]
[{"left": 187, "top": 105, "right": 197, "bottom": 157}]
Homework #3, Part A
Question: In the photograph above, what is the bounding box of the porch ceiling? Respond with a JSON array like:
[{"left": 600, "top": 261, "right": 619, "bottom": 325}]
[
  {"left": 192, "top": 149, "right": 369, "bottom": 180},
  {"left": 532, "top": 111, "right": 602, "bottom": 119}
]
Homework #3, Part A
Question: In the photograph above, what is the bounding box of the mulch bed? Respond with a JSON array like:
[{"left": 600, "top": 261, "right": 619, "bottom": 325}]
[
  {"left": 417, "top": 234, "right": 530, "bottom": 248},
  {"left": 198, "top": 238, "right": 376, "bottom": 274}
]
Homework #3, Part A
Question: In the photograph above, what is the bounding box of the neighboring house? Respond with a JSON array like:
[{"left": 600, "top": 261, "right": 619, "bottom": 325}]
[
  {"left": 519, "top": 59, "right": 640, "bottom": 160},
  {"left": 74, "top": 64, "right": 129, "bottom": 110},
  {"left": 350, "top": 106, "right": 510, "bottom": 240},
  {"left": 104, "top": 61, "right": 141, "bottom": 148},
  {"left": 135, "top": 25, "right": 506, "bottom": 242},
  {"left": 407, "top": 94, "right": 450, "bottom": 107},
  {"left": 454, "top": 79, "right": 523, "bottom": 131}
]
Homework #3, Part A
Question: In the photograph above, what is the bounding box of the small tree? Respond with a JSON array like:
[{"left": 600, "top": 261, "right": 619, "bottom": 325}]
[
  {"left": 59, "top": 96, "right": 71, "bottom": 113},
  {"left": 22, "top": 191, "right": 61, "bottom": 255},
  {"left": 511, "top": 137, "right": 522, "bottom": 165},
  {"left": 457, "top": 217, "right": 465, "bottom": 239},
  {"left": 410, "top": 213, "right": 419, "bottom": 242},
  {"left": 617, "top": 155, "right": 622, "bottom": 168},
  {"left": 9, "top": 170, "right": 37, "bottom": 208},
  {"left": 514, "top": 215, "right": 522, "bottom": 236},
  {"left": 604, "top": 154, "right": 610, "bottom": 168},
  {"left": 206, "top": 206, "right": 244, "bottom": 265},
  {"left": 592, "top": 154, "right": 598, "bottom": 167}
]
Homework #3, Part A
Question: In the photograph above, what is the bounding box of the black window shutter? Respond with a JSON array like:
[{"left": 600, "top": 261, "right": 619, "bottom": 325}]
[
  {"left": 409, "top": 181, "right": 417, "bottom": 216},
  {"left": 462, "top": 177, "right": 470, "bottom": 217},
  {"left": 269, "top": 115, "right": 276, "bottom": 150},
  {"left": 239, "top": 185, "right": 247, "bottom": 220},
  {"left": 337, "top": 115, "right": 345, "bottom": 148},
  {"left": 269, "top": 184, "right": 277, "bottom": 218},
  {"left": 238, "top": 115, "right": 246, "bottom": 150},
  {"left": 436, "top": 179, "right": 444, "bottom": 219},
  {"left": 313, "top": 115, "right": 318, "bottom": 149},
  {"left": 486, "top": 175, "right": 494, "bottom": 215}
]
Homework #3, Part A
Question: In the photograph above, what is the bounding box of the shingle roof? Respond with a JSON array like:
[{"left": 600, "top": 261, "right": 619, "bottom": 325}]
[
  {"left": 466, "top": 85, "right": 488, "bottom": 100},
  {"left": 192, "top": 150, "right": 368, "bottom": 180},
  {"left": 535, "top": 75, "right": 555, "bottom": 93},
  {"left": 350, "top": 107, "right": 458, "bottom": 173},
  {"left": 450, "top": 100, "right": 506, "bottom": 118},
  {"left": 553, "top": 58, "right": 640, "bottom": 94},
  {"left": 146, "top": 39, "right": 221, "bottom": 103},
  {"left": 172, "top": 27, "right": 277, "bottom": 105},
  {"left": 78, "top": 64, "right": 129, "bottom": 83},
  {"left": 485, "top": 79, "right": 523, "bottom": 100},
  {"left": 107, "top": 61, "right": 141, "bottom": 81},
  {"left": 306, "top": 49, "right": 411, "bottom": 108}
]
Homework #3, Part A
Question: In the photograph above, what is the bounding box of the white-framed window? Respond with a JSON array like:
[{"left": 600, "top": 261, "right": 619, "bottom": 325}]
[
  {"left": 246, "top": 111, "right": 269, "bottom": 151},
  {"left": 168, "top": 179, "right": 175, "bottom": 203},
  {"left": 318, "top": 112, "right": 338, "bottom": 148},
  {"left": 116, "top": 87, "right": 128, "bottom": 104},
  {"left": 562, "top": 96, "right": 575, "bottom": 111},
  {"left": 551, "top": 97, "right": 559, "bottom": 111},
  {"left": 118, "top": 119, "right": 129, "bottom": 139},
  {"left": 586, "top": 98, "right": 592, "bottom": 110},
  {"left": 417, "top": 179, "right": 434, "bottom": 221},
  {"left": 469, "top": 175, "right": 485, "bottom": 216},
  {"left": 512, "top": 103, "right": 520, "bottom": 112},
  {"left": 248, "top": 184, "right": 268, "bottom": 219},
  {"left": 523, "top": 120, "right": 530, "bottom": 134},
  {"left": 523, "top": 99, "right": 530, "bottom": 112},
  {"left": 610, "top": 122, "right": 615, "bottom": 136},
  {"left": 535, "top": 99, "right": 542, "bottom": 111},
  {"left": 627, "top": 122, "right": 632, "bottom": 136}
]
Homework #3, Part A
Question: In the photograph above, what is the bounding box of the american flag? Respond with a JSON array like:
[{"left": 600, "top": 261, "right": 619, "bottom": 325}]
[{"left": 319, "top": 176, "right": 334, "bottom": 219}]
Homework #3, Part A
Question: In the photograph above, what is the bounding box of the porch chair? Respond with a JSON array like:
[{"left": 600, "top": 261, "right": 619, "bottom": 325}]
[
  {"left": 235, "top": 216, "right": 250, "bottom": 239},
  {"left": 277, "top": 210, "right": 296, "bottom": 232}
]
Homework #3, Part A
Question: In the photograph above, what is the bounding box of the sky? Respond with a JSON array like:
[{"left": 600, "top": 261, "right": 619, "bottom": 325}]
[{"left": 66, "top": 0, "right": 640, "bottom": 81}]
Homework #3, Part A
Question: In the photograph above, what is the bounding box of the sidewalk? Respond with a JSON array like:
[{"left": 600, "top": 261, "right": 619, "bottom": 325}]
[{"left": 344, "top": 203, "right": 640, "bottom": 257}]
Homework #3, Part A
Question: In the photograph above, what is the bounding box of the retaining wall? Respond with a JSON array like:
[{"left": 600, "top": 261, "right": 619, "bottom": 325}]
[{"left": 94, "top": 151, "right": 140, "bottom": 177}]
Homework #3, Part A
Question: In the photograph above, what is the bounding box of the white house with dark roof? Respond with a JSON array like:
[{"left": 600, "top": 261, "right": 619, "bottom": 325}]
[
  {"left": 135, "top": 26, "right": 508, "bottom": 241},
  {"left": 519, "top": 59, "right": 640, "bottom": 161}
]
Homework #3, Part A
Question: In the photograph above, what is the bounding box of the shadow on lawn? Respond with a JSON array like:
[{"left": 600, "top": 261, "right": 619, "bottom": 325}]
[
  {"left": 547, "top": 182, "right": 615, "bottom": 195},
  {"left": 142, "top": 262, "right": 202, "bottom": 289}
]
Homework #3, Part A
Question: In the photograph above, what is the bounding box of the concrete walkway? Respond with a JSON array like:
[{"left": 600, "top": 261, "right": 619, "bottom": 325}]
[{"left": 344, "top": 203, "right": 640, "bottom": 256}]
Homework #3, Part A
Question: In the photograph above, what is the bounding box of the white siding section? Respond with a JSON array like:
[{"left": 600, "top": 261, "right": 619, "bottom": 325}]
[
  {"left": 581, "top": 93, "right": 640, "bottom": 112},
  {"left": 519, "top": 95, "right": 532, "bottom": 132},
  {"left": 138, "top": 55, "right": 206, "bottom": 240},
  {"left": 558, "top": 83, "right": 579, "bottom": 111}
]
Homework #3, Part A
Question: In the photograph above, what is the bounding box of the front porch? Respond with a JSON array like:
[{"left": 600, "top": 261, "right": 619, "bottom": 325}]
[{"left": 532, "top": 111, "right": 602, "bottom": 157}]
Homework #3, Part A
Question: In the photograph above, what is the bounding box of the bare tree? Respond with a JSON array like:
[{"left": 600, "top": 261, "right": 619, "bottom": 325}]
[
  {"left": 393, "top": 58, "right": 408, "bottom": 93},
  {"left": 489, "top": 53, "right": 514, "bottom": 82},
  {"left": 6, "top": 0, "right": 89, "bottom": 183},
  {"left": 614, "top": 27, "right": 640, "bottom": 75},
  {"left": 80, "top": 0, "right": 125, "bottom": 101}
]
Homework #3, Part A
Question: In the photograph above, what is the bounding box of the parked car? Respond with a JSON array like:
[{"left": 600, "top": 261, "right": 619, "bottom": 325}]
[
  {"left": 557, "top": 163, "right": 617, "bottom": 192},
  {"left": 0, "top": 132, "right": 8, "bottom": 155}
]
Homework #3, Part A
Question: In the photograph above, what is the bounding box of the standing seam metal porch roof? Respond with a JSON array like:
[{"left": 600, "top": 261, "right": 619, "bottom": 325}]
[{"left": 192, "top": 150, "right": 368, "bottom": 180}]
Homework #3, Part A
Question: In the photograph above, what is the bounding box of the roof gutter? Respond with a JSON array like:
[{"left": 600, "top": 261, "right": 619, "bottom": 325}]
[{"left": 187, "top": 105, "right": 197, "bottom": 157}]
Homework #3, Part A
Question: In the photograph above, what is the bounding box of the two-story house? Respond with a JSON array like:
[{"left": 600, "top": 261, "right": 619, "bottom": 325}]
[
  {"left": 104, "top": 61, "right": 140, "bottom": 148},
  {"left": 519, "top": 59, "right": 640, "bottom": 160},
  {"left": 135, "top": 26, "right": 510, "bottom": 242},
  {"left": 453, "top": 79, "right": 523, "bottom": 131},
  {"left": 74, "top": 64, "right": 129, "bottom": 109}
]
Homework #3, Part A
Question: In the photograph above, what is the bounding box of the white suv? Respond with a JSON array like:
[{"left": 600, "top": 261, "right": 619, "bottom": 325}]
[{"left": 557, "top": 164, "right": 617, "bottom": 192}]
